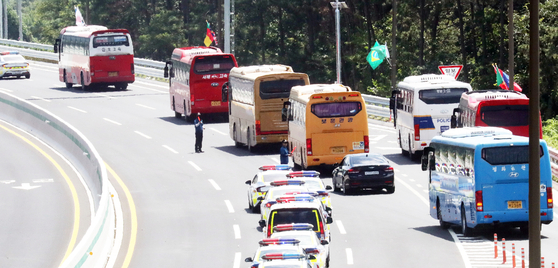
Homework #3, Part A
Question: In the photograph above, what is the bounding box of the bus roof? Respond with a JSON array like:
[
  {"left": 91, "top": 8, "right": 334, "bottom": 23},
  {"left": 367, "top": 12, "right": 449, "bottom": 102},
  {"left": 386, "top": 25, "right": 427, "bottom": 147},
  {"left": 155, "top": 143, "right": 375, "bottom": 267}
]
[
  {"left": 171, "top": 46, "right": 229, "bottom": 63},
  {"left": 229, "top": 65, "right": 295, "bottom": 80},
  {"left": 289, "top": 84, "right": 352, "bottom": 103},
  {"left": 60, "top": 25, "right": 130, "bottom": 37},
  {"left": 432, "top": 127, "right": 536, "bottom": 148},
  {"left": 460, "top": 89, "right": 528, "bottom": 109},
  {"left": 398, "top": 74, "right": 472, "bottom": 90}
]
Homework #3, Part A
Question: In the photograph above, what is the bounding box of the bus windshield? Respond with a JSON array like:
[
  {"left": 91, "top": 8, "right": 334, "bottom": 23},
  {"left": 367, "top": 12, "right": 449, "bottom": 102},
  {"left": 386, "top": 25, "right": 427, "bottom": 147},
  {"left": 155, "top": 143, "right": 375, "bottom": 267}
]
[
  {"left": 480, "top": 105, "right": 529, "bottom": 127},
  {"left": 193, "top": 56, "right": 235, "bottom": 74},
  {"left": 93, "top": 35, "right": 130, "bottom": 48},
  {"left": 419, "top": 88, "right": 469, "bottom": 104},
  {"left": 482, "top": 145, "right": 543, "bottom": 165},
  {"left": 260, "top": 79, "right": 306, "bottom": 100},
  {"left": 311, "top": 102, "right": 362, "bottom": 118}
]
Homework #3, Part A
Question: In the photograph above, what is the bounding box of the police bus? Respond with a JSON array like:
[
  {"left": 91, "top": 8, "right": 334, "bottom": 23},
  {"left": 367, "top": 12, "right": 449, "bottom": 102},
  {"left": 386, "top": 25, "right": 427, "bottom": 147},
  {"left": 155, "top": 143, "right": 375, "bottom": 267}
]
[
  {"left": 389, "top": 74, "right": 472, "bottom": 159},
  {"left": 450, "top": 89, "right": 543, "bottom": 138},
  {"left": 421, "top": 127, "right": 553, "bottom": 236}
]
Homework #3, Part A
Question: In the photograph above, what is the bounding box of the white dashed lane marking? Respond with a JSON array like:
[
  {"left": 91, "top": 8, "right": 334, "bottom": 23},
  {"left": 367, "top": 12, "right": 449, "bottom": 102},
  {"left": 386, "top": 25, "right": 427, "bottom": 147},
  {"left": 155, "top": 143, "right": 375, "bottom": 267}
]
[
  {"left": 162, "top": 145, "right": 178, "bottom": 154},
  {"left": 233, "top": 224, "right": 241, "bottom": 239},
  {"left": 224, "top": 200, "right": 234, "bottom": 213},
  {"left": 68, "top": 106, "right": 87, "bottom": 113},
  {"left": 136, "top": 103, "right": 155, "bottom": 110},
  {"left": 208, "top": 179, "right": 221, "bottom": 190},
  {"left": 134, "top": 131, "right": 152, "bottom": 139},
  {"left": 103, "top": 118, "right": 122, "bottom": 125},
  {"left": 188, "top": 161, "right": 202, "bottom": 171},
  {"left": 346, "top": 248, "right": 354, "bottom": 265},
  {"left": 32, "top": 96, "right": 51, "bottom": 102},
  {"left": 210, "top": 127, "right": 227, "bottom": 136},
  {"left": 233, "top": 252, "right": 241, "bottom": 268},
  {"left": 336, "top": 220, "right": 347, "bottom": 234}
]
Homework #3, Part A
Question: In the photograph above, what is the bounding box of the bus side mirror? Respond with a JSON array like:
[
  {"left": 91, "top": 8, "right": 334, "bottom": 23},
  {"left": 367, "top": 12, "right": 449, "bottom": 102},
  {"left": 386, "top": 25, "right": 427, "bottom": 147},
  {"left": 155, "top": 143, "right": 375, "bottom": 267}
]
[
  {"left": 421, "top": 147, "right": 435, "bottom": 171},
  {"left": 451, "top": 108, "right": 461, "bottom": 128},
  {"left": 222, "top": 82, "right": 229, "bottom": 102},
  {"left": 282, "top": 101, "right": 292, "bottom": 122},
  {"left": 164, "top": 61, "right": 172, "bottom": 78},
  {"left": 53, "top": 39, "right": 60, "bottom": 54}
]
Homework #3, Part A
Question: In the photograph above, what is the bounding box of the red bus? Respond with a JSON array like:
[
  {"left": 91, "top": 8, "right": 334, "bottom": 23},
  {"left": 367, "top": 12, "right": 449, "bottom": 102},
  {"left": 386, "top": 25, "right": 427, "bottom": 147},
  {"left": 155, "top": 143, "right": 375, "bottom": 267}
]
[
  {"left": 451, "top": 90, "right": 543, "bottom": 138},
  {"left": 164, "top": 46, "right": 237, "bottom": 120},
  {"left": 53, "top": 25, "right": 135, "bottom": 90}
]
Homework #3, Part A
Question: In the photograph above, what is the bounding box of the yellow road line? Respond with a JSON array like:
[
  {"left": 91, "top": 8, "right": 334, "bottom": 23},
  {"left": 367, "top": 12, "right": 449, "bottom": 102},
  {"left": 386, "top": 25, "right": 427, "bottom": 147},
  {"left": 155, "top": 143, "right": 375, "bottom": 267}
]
[
  {"left": 105, "top": 163, "right": 137, "bottom": 268},
  {"left": 0, "top": 122, "right": 80, "bottom": 264}
]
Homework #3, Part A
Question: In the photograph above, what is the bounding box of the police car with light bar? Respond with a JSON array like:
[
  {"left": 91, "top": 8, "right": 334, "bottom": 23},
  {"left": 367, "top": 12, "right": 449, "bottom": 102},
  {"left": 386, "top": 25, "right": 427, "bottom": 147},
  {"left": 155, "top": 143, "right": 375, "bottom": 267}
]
[
  {"left": 270, "top": 223, "right": 330, "bottom": 268},
  {"left": 246, "top": 165, "right": 293, "bottom": 213},
  {"left": 286, "top": 171, "right": 333, "bottom": 215},
  {"left": 0, "top": 52, "right": 30, "bottom": 79},
  {"left": 258, "top": 180, "right": 311, "bottom": 223},
  {"left": 245, "top": 238, "right": 316, "bottom": 268}
]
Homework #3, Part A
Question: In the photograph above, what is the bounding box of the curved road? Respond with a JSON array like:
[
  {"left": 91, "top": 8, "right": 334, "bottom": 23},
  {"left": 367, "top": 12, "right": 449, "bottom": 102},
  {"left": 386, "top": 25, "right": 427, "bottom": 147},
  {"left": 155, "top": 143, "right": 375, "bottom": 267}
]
[{"left": 1, "top": 61, "right": 557, "bottom": 267}]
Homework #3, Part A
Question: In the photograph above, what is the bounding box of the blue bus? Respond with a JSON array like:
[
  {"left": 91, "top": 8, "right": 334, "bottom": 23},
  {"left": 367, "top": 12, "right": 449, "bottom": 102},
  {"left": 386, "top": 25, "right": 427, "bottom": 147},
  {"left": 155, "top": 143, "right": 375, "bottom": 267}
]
[{"left": 421, "top": 127, "right": 553, "bottom": 236}]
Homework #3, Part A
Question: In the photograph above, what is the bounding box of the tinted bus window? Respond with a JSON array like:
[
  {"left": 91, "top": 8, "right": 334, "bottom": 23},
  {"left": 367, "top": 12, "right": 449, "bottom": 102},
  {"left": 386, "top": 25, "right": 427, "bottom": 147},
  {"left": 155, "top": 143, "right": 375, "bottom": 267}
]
[
  {"left": 260, "top": 79, "right": 306, "bottom": 100},
  {"left": 482, "top": 145, "right": 543, "bottom": 165},
  {"left": 480, "top": 105, "right": 529, "bottom": 126},
  {"left": 419, "top": 88, "right": 469, "bottom": 104},
  {"left": 311, "top": 102, "right": 362, "bottom": 118},
  {"left": 193, "top": 56, "right": 235, "bottom": 74},
  {"left": 93, "top": 35, "right": 129, "bottom": 48}
]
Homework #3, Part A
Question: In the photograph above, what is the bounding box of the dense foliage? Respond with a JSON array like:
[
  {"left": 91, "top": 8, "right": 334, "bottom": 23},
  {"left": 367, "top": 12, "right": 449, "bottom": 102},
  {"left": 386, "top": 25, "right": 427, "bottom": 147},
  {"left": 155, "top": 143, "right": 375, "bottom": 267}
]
[{"left": 7, "top": 0, "right": 558, "bottom": 119}]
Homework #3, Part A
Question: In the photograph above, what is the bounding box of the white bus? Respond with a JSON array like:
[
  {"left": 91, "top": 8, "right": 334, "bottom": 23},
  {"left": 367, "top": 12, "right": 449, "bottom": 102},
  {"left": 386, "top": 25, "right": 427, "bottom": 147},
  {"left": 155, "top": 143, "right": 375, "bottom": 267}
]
[{"left": 389, "top": 74, "right": 472, "bottom": 159}]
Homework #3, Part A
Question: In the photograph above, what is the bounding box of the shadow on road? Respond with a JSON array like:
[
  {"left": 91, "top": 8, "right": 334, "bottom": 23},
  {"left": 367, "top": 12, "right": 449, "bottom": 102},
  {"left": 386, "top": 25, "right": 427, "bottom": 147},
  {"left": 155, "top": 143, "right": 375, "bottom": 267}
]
[{"left": 412, "top": 225, "right": 455, "bottom": 243}]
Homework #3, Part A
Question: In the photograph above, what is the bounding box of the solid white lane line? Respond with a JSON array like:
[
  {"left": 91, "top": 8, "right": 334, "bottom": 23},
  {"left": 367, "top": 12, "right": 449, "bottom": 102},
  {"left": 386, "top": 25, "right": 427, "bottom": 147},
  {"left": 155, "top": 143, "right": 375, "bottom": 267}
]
[
  {"left": 233, "top": 224, "right": 241, "bottom": 239},
  {"left": 0, "top": 88, "right": 13, "bottom": 92},
  {"left": 210, "top": 127, "right": 227, "bottom": 136},
  {"left": 188, "top": 161, "right": 202, "bottom": 171},
  {"left": 395, "top": 175, "right": 428, "bottom": 206},
  {"left": 134, "top": 131, "right": 152, "bottom": 139},
  {"left": 208, "top": 179, "right": 221, "bottom": 190},
  {"left": 346, "top": 248, "right": 354, "bottom": 265},
  {"left": 68, "top": 106, "right": 87, "bottom": 113},
  {"left": 136, "top": 103, "right": 156, "bottom": 110},
  {"left": 162, "top": 145, "right": 178, "bottom": 154},
  {"left": 449, "top": 229, "right": 472, "bottom": 268},
  {"left": 32, "top": 96, "right": 51, "bottom": 102},
  {"left": 225, "top": 200, "right": 235, "bottom": 213},
  {"left": 336, "top": 220, "right": 347, "bottom": 234},
  {"left": 103, "top": 118, "right": 122, "bottom": 125},
  {"left": 233, "top": 252, "right": 241, "bottom": 268}
]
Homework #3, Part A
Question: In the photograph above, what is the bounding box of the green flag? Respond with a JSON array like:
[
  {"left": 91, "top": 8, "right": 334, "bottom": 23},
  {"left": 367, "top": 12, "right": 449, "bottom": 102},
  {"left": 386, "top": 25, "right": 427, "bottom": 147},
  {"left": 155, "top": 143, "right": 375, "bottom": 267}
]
[{"left": 367, "top": 41, "right": 388, "bottom": 70}]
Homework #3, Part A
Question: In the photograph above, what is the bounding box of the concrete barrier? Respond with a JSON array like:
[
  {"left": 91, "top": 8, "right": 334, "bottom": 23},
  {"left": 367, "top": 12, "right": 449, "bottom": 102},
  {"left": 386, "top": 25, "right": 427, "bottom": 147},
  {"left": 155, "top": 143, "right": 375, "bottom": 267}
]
[{"left": 0, "top": 92, "right": 118, "bottom": 268}]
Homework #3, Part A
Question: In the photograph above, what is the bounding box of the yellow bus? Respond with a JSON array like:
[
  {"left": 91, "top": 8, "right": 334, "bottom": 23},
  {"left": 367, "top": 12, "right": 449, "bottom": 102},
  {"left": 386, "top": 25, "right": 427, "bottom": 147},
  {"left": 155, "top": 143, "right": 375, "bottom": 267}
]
[
  {"left": 222, "top": 65, "right": 309, "bottom": 151},
  {"left": 283, "top": 84, "right": 369, "bottom": 169}
]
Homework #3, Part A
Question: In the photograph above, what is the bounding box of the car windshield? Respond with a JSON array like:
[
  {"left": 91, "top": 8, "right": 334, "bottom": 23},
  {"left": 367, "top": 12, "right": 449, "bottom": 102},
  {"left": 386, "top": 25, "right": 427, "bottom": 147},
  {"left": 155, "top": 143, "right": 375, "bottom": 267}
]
[
  {"left": 272, "top": 209, "right": 320, "bottom": 232},
  {"left": 301, "top": 180, "right": 323, "bottom": 191},
  {"left": 3, "top": 55, "right": 25, "bottom": 62},
  {"left": 267, "top": 187, "right": 306, "bottom": 200},
  {"left": 263, "top": 173, "right": 290, "bottom": 183}
]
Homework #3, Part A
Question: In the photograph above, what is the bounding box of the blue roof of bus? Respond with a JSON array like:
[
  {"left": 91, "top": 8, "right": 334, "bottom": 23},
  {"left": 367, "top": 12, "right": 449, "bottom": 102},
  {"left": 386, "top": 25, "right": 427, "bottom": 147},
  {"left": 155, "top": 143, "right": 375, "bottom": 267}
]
[{"left": 432, "top": 127, "right": 544, "bottom": 149}]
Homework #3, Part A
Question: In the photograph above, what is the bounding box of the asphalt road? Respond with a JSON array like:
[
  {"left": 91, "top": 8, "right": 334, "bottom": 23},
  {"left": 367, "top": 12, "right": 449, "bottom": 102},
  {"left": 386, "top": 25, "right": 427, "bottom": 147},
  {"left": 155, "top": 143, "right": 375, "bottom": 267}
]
[{"left": 1, "top": 61, "right": 557, "bottom": 267}]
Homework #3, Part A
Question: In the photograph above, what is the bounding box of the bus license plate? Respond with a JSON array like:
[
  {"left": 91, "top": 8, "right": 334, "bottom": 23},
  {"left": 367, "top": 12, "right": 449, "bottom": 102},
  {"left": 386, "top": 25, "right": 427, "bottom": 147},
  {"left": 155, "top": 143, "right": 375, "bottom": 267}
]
[
  {"left": 365, "top": 171, "right": 379, "bottom": 175},
  {"left": 211, "top": 101, "right": 221, "bottom": 106},
  {"left": 508, "top": 201, "right": 522, "bottom": 209},
  {"left": 108, "top": 71, "right": 118, "bottom": 77},
  {"left": 331, "top": 147, "right": 345, "bottom": 153}
]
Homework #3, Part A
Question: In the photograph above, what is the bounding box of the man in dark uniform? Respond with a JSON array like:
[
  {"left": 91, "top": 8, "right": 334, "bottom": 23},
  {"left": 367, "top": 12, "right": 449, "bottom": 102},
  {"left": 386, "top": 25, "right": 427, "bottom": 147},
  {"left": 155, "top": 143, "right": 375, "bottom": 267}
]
[
  {"left": 194, "top": 112, "right": 204, "bottom": 153},
  {"left": 280, "top": 139, "right": 291, "bottom": 164}
]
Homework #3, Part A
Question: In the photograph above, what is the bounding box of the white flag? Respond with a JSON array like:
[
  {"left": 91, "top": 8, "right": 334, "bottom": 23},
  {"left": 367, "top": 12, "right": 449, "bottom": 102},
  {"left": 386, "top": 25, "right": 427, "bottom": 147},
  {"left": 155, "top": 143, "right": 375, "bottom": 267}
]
[
  {"left": 75, "top": 6, "right": 85, "bottom": 26},
  {"left": 384, "top": 42, "right": 390, "bottom": 59}
]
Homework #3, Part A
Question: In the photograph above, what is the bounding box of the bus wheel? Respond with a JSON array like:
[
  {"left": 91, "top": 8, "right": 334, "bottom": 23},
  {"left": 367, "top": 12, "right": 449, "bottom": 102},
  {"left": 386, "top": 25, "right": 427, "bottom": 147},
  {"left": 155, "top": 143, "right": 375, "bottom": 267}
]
[
  {"left": 172, "top": 98, "right": 181, "bottom": 118},
  {"left": 408, "top": 136, "right": 417, "bottom": 161},
  {"left": 116, "top": 83, "right": 128, "bottom": 90},
  {"left": 400, "top": 132, "right": 409, "bottom": 156},
  {"left": 233, "top": 125, "right": 241, "bottom": 148},
  {"left": 247, "top": 129, "right": 253, "bottom": 152},
  {"left": 461, "top": 205, "right": 473, "bottom": 236},
  {"left": 80, "top": 73, "right": 86, "bottom": 90},
  {"left": 437, "top": 200, "right": 450, "bottom": 229}
]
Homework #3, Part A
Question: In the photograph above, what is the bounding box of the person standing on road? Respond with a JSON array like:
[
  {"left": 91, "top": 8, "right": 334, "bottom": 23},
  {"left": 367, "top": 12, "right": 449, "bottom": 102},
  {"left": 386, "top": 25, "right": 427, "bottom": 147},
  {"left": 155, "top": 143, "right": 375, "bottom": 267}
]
[
  {"left": 280, "top": 140, "right": 291, "bottom": 164},
  {"left": 194, "top": 113, "right": 204, "bottom": 153}
]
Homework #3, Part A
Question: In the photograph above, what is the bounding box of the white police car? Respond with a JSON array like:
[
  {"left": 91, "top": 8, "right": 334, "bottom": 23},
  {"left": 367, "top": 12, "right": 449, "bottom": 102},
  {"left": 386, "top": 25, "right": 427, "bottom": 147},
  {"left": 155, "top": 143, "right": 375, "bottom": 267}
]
[
  {"left": 258, "top": 180, "right": 310, "bottom": 223},
  {"left": 286, "top": 171, "right": 333, "bottom": 215},
  {"left": 246, "top": 165, "right": 292, "bottom": 213},
  {"left": 258, "top": 252, "right": 314, "bottom": 268},
  {"left": 0, "top": 52, "right": 30, "bottom": 79},
  {"left": 270, "top": 224, "right": 330, "bottom": 268},
  {"left": 245, "top": 238, "right": 310, "bottom": 268}
]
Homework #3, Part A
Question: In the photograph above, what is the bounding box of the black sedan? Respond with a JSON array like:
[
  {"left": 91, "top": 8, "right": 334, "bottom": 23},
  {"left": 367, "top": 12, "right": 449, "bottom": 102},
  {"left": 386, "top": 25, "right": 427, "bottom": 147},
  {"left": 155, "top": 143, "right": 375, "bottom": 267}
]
[{"left": 332, "top": 153, "right": 395, "bottom": 194}]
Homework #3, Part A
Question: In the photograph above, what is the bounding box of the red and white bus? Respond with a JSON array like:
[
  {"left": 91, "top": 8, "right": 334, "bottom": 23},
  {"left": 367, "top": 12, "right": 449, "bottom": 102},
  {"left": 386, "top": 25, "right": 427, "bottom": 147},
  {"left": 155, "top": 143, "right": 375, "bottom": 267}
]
[
  {"left": 451, "top": 90, "right": 543, "bottom": 138},
  {"left": 53, "top": 25, "right": 135, "bottom": 90},
  {"left": 164, "top": 46, "right": 238, "bottom": 120}
]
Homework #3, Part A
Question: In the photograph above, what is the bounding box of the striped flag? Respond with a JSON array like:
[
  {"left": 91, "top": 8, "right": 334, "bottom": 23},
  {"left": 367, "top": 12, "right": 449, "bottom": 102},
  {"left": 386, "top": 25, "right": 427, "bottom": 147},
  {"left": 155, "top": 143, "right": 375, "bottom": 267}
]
[{"left": 75, "top": 6, "right": 85, "bottom": 26}]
